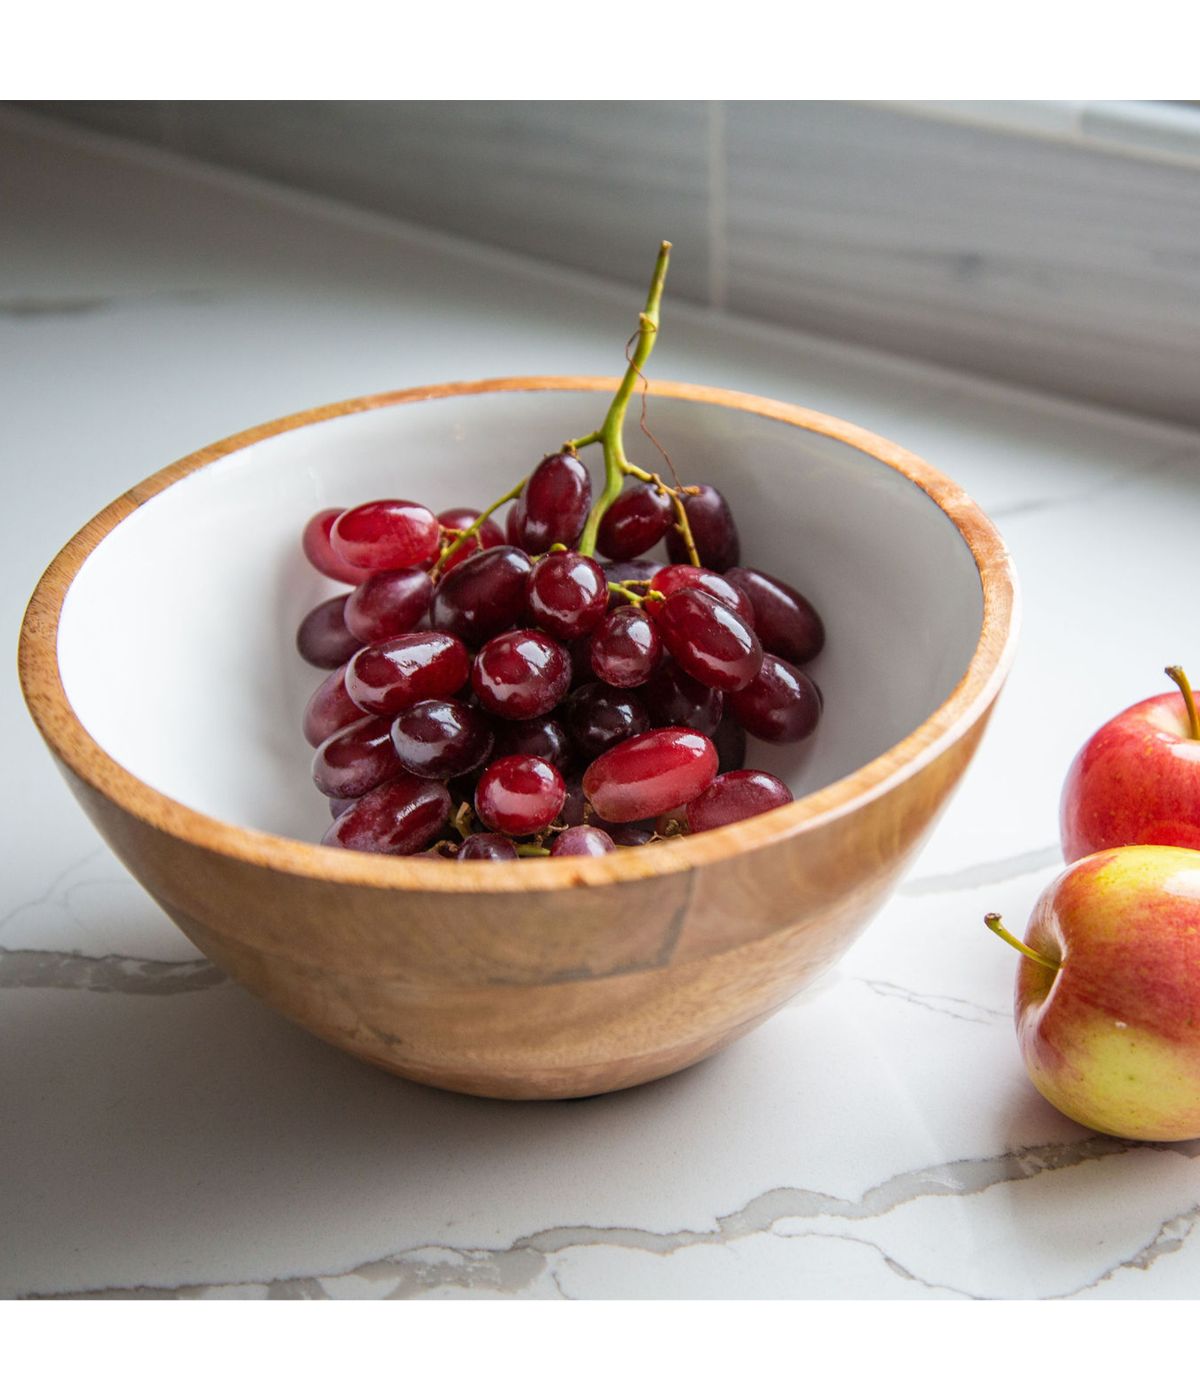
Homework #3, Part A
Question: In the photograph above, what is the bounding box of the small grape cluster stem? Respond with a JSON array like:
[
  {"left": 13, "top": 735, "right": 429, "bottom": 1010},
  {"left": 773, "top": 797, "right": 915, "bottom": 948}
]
[{"left": 429, "top": 241, "right": 700, "bottom": 584}]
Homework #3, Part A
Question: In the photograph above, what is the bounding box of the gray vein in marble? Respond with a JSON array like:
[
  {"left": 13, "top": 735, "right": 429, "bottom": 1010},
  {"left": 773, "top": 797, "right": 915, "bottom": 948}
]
[
  {"left": 0, "top": 946, "right": 227, "bottom": 994},
  {"left": 900, "top": 845, "right": 1061, "bottom": 897},
  {"left": 989, "top": 444, "right": 1200, "bottom": 522},
  {"left": 856, "top": 977, "right": 1009, "bottom": 1026},
  {"left": 32, "top": 1133, "right": 1188, "bottom": 1301},
  {"left": 0, "top": 289, "right": 220, "bottom": 317}
]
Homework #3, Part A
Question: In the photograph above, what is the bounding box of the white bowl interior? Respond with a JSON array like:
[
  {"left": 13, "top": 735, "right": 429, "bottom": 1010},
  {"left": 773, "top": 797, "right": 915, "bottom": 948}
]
[{"left": 57, "top": 389, "right": 982, "bottom": 842}]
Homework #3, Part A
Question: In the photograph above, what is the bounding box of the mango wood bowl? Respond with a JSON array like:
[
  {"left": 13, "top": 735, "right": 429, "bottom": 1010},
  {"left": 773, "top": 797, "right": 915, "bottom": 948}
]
[{"left": 19, "top": 378, "right": 1017, "bottom": 1099}]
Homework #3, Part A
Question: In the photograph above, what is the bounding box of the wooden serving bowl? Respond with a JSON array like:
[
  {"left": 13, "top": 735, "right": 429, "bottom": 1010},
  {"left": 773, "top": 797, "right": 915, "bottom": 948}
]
[{"left": 19, "top": 378, "right": 1017, "bottom": 1099}]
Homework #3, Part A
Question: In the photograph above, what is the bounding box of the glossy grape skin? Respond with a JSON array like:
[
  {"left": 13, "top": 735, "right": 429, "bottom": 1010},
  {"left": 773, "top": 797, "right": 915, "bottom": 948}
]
[
  {"left": 583, "top": 727, "right": 719, "bottom": 823},
  {"left": 346, "top": 632, "right": 470, "bottom": 716},
  {"left": 475, "top": 755, "right": 566, "bottom": 836},
  {"left": 731, "top": 654, "right": 822, "bottom": 743},
  {"left": 301, "top": 508, "right": 371, "bottom": 585},
  {"left": 322, "top": 775, "right": 452, "bottom": 855},
  {"left": 712, "top": 710, "right": 748, "bottom": 773},
  {"left": 641, "top": 660, "right": 723, "bottom": 737},
  {"left": 667, "top": 484, "right": 740, "bottom": 571},
  {"left": 656, "top": 589, "right": 763, "bottom": 693},
  {"left": 686, "top": 769, "right": 793, "bottom": 833},
  {"left": 596, "top": 483, "right": 673, "bottom": 560},
  {"left": 436, "top": 508, "right": 505, "bottom": 573},
  {"left": 524, "top": 551, "right": 608, "bottom": 640},
  {"left": 725, "top": 567, "right": 825, "bottom": 665},
  {"left": 589, "top": 607, "right": 662, "bottom": 689},
  {"left": 566, "top": 681, "right": 650, "bottom": 759},
  {"left": 606, "top": 824, "right": 656, "bottom": 847},
  {"left": 552, "top": 826, "right": 616, "bottom": 857},
  {"left": 296, "top": 594, "right": 359, "bottom": 669},
  {"left": 303, "top": 665, "right": 366, "bottom": 747},
  {"left": 430, "top": 545, "right": 533, "bottom": 646},
  {"left": 471, "top": 629, "right": 572, "bottom": 720},
  {"left": 344, "top": 568, "right": 433, "bottom": 645},
  {"left": 457, "top": 832, "right": 518, "bottom": 861},
  {"left": 647, "top": 564, "right": 755, "bottom": 628},
  {"left": 390, "top": 698, "right": 494, "bottom": 780},
  {"left": 516, "top": 453, "right": 592, "bottom": 552},
  {"left": 505, "top": 502, "right": 526, "bottom": 546},
  {"left": 493, "top": 715, "right": 574, "bottom": 771},
  {"left": 331, "top": 499, "right": 441, "bottom": 572},
  {"left": 312, "top": 713, "right": 404, "bottom": 799}
]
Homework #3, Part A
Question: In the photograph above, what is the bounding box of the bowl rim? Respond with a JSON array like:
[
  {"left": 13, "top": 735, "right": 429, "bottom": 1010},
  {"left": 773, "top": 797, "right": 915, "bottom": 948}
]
[{"left": 18, "top": 375, "right": 1019, "bottom": 892}]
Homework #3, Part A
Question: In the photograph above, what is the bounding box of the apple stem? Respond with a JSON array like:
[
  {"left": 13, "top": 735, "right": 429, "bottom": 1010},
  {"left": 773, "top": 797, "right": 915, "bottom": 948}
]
[
  {"left": 983, "top": 913, "right": 1060, "bottom": 972},
  {"left": 1165, "top": 666, "right": 1200, "bottom": 742}
]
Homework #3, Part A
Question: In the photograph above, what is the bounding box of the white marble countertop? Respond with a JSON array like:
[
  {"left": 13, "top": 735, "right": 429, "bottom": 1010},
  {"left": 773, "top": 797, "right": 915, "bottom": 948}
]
[{"left": 5, "top": 109, "right": 1200, "bottom": 1300}]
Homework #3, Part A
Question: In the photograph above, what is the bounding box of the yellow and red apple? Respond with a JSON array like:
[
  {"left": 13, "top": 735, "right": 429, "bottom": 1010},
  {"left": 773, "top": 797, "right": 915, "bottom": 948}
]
[
  {"left": 987, "top": 845, "right": 1200, "bottom": 1141},
  {"left": 1060, "top": 666, "right": 1200, "bottom": 863}
]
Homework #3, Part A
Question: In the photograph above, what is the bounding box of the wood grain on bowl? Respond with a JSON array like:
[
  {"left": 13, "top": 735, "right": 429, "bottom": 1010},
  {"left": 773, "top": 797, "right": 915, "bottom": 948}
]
[{"left": 19, "top": 378, "right": 1017, "bottom": 1099}]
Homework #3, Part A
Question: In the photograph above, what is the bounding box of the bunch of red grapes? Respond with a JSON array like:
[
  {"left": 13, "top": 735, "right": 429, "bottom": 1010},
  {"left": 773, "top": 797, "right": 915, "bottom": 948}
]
[{"left": 298, "top": 452, "right": 824, "bottom": 860}]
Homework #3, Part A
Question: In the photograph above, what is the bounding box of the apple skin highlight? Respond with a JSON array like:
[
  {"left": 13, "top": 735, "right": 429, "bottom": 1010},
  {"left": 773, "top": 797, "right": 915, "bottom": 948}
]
[
  {"left": 1014, "top": 846, "right": 1200, "bottom": 1142},
  {"left": 1060, "top": 690, "right": 1200, "bottom": 864}
]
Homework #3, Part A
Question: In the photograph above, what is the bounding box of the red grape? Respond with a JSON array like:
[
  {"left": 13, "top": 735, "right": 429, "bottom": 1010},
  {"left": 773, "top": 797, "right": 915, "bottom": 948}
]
[
  {"left": 656, "top": 589, "right": 762, "bottom": 692},
  {"left": 329, "top": 795, "right": 358, "bottom": 818},
  {"left": 390, "top": 698, "right": 495, "bottom": 779},
  {"left": 603, "top": 557, "right": 659, "bottom": 591},
  {"left": 475, "top": 754, "right": 566, "bottom": 836},
  {"left": 667, "top": 484, "right": 740, "bottom": 571},
  {"left": 583, "top": 727, "right": 718, "bottom": 822},
  {"left": 303, "top": 664, "right": 365, "bottom": 747},
  {"left": 589, "top": 607, "right": 662, "bottom": 688},
  {"left": 472, "top": 629, "right": 572, "bottom": 720},
  {"left": 596, "top": 483, "right": 673, "bottom": 560},
  {"left": 647, "top": 564, "right": 754, "bottom": 628},
  {"left": 437, "top": 507, "right": 505, "bottom": 573},
  {"left": 725, "top": 567, "right": 825, "bottom": 665},
  {"left": 331, "top": 500, "right": 440, "bottom": 571},
  {"left": 712, "top": 710, "right": 748, "bottom": 773},
  {"left": 430, "top": 545, "right": 533, "bottom": 646},
  {"left": 560, "top": 777, "right": 588, "bottom": 826},
  {"left": 457, "top": 833, "right": 518, "bottom": 860},
  {"left": 296, "top": 594, "right": 359, "bottom": 669},
  {"left": 525, "top": 551, "right": 608, "bottom": 640},
  {"left": 344, "top": 568, "right": 433, "bottom": 645},
  {"left": 302, "top": 508, "right": 371, "bottom": 585},
  {"left": 641, "top": 660, "right": 723, "bottom": 736},
  {"left": 552, "top": 826, "right": 616, "bottom": 857},
  {"left": 346, "top": 632, "right": 470, "bottom": 716},
  {"left": 731, "top": 654, "right": 821, "bottom": 743},
  {"left": 566, "top": 681, "right": 649, "bottom": 759},
  {"left": 686, "top": 769, "right": 793, "bottom": 832},
  {"left": 493, "top": 715, "right": 574, "bottom": 770},
  {"left": 505, "top": 501, "right": 526, "bottom": 545},
  {"left": 516, "top": 454, "right": 592, "bottom": 551},
  {"left": 322, "top": 775, "right": 451, "bottom": 855},
  {"left": 312, "top": 713, "right": 404, "bottom": 799}
]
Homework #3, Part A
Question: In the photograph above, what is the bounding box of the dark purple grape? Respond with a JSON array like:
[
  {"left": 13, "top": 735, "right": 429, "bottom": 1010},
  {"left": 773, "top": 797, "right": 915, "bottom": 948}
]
[
  {"left": 640, "top": 660, "right": 723, "bottom": 737},
  {"left": 493, "top": 715, "right": 574, "bottom": 770},
  {"left": 603, "top": 557, "right": 659, "bottom": 590},
  {"left": 322, "top": 775, "right": 452, "bottom": 855},
  {"left": 607, "top": 824, "right": 656, "bottom": 847},
  {"left": 312, "top": 713, "right": 405, "bottom": 799},
  {"left": 667, "top": 484, "right": 740, "bottom": 571},
  {"left": 589, "top": 607, "right": 662, "bottom": 689},
  {"left": 566, "top": 682, "right": 650, "bottom": 759},
  {"left": 583, "top": 728, "right": 718, "bottom": 823},
  {"left": 516, "top": 453, "right": 592, "bottom": 551},
  {"left": 329, "top": 794, "right": 358, "bottom": 818},
  {"left": 567, "top": 633, "right": 597, "bottom": 688},
  {"left": 297, "top": 595, "right": 359, "bottom": 669},
  {"left": 686, "top": 770, "right": 793, "bottom": 832},
  {"left": 472, "top": 629, "right": 572, "bottom": 720},
  {"left": 725, "top": 567, "right": 824, "bottom": 665},
  {"left": 390, "top": 698, "right": 494, "bottom": 779},
  {"left": 331, "top": 500, "right": 440, "bottom": 571},
  {"left": 647, "top": 564, "right": 754, "bottom": 628},
  {"left": 457, "top": 832, "right": 518, "bottom": 860},
  {"left": 712, "top": 710, "right": 748, "bottom": 773},
  {"left": 552, "top": 826, "right": 616, "bottom": 857},
  {"left": 505, "top": 501, "right": 526, "bottom": 545},
  {"left": 524, "top": 551, "right": 608, "bottom": 640},
  {"left": 596, "top": 483, "right": 673, "bottom": 561},
  {"left": 303, "top": 664, "right": 366, "bottom": 747},
  {"left": 475, "top": 755, "right": 566, "bottom": 836},
  {"left": 430, "top": 545, "right": 533, "bottom": 646},
  {"left": 344, "top": 568, "right": 433, "bottom": 645},
  {"left": 731, "top": 655, "right": 821, "bottom": 743},
  {"left": 437, "top": 508, "right": 505, "bottom": 574},
  {"left": 560, "top": 777, "right": 588, "bottom": 826},
  {"left": 346, "top": 632, "right": 470, "bottom": 716},
  {"left": 656, "top": 589, "right": 762, "bottom": 693}
]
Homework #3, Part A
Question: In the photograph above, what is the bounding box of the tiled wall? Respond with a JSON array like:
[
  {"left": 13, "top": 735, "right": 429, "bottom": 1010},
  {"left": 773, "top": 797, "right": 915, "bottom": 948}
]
[{"left": 16, "top": 100, "right": 1200, "bottom": 427}]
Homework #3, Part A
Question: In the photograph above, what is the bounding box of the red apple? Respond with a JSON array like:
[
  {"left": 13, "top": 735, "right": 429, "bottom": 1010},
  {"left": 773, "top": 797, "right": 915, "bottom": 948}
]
[
  {"left": 1060, "top": 665, "right": 1200, "bottom": 863},
  {"left": 986, "top": 845, "right": 1200, "bottom": 1141}
]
